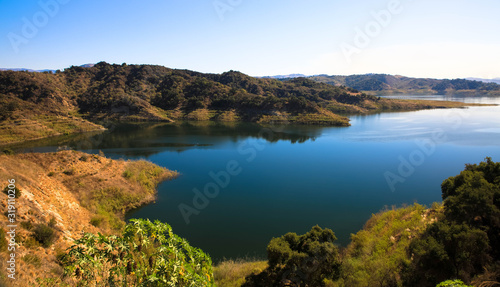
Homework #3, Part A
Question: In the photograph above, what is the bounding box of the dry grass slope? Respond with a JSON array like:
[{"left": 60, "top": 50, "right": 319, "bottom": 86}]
[
  {"left": 0, "top": 150, "right": 177, "bottom": 286},
  {"left": 214, "top": 259, "right": 268, "bottom": 287},
  {"left": 0, "top": 115, "right": 104, "bottom": 146}
]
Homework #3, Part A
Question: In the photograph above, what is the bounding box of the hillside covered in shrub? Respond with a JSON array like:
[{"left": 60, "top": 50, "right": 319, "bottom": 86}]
[
  {"left": 0, "top": 150, "right": 179, "bottom": 285},
  {"left": 309, "top": 74, "right": 500, "bottom": 95},
  {"left": 0, "top": 63, "right": 478, "bottom": 145}
]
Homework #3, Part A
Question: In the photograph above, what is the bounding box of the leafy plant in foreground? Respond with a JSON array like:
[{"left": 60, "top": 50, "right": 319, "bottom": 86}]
[{"left": 63, "top": 218, "right": 214, "bottom": 286}]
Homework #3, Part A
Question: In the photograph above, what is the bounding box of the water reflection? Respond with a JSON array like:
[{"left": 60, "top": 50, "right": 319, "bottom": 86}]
[{"left": 10, "top": 121, "right": 328, "bottom": 156}]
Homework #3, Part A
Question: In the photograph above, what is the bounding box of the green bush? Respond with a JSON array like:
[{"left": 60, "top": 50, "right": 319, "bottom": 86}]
[
  {"left": 33, "top": 223, "right": 56, "bottom": 247},
  {"left": 63, "top": 218, "right": 214, "bottom": 286},
  {"left": 405, "top": 158, "right": 500, "bottom": 286},
  {"left": 2, "top": 185, "right": 21, "bottom": 198},
  {"left": 63, "top": 169, "right": 75, "bottom": 175},
  {"left": 244, "top": 226, "right": 341, "bottom": 287},
  {"left": 407, "top": 222, "right": 490, "bottom": 286},
  {"left": 441, "top": 157, "right": 500, "bottom": 259}
]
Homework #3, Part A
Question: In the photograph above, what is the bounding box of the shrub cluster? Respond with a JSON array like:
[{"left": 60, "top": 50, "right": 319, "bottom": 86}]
[{"left": 62, "top": 218, "right": 214, "bottom": 286}]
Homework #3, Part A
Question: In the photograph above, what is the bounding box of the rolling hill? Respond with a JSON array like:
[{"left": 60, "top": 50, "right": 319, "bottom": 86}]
[{"left": 0, "top": 62, "right": 481, "bottom": 145}]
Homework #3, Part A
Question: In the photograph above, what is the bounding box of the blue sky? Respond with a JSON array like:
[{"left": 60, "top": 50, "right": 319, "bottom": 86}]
[{"left": 0, "top": 0, "right": 499, "bottom": 79}]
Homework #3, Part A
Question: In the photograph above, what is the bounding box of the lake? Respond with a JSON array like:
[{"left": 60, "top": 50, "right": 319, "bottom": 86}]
[{"left": 13, "top": 95, "right": 500, "bottom": 262}]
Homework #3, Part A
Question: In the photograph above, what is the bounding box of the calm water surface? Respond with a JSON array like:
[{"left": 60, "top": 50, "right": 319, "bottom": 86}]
[{"left": 14, "top": 95, "right": 500, "bottom": 262}]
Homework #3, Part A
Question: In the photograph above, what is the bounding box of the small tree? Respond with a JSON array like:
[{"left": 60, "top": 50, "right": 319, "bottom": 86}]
[
  {"left": 244, "top": 226, "right": 341, "bottom": 287},
  {"left": 441, "top": 157, "right": 500, "bottom": 260},
  {"left": 33, "top": 223, "right": 56, "bottom": 247},
  {"left": 407, "top": 222, "right": 491, "bottom": 286}
]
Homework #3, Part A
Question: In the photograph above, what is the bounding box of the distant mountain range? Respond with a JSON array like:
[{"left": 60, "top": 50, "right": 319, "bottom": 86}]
[
  {"left": 0, "top": 68, "right": 56, "bottom": 73},
  {"left": 262, "top": 74, "right": 307, "bottom": 79},
  {"left": 307, "top": 74, "right": 500, "bottom": 95},
  {"left": 78, "top": 63, "right": 96, "bottom": 68},
  {"left": 262, "top": 73, "right": 500, "bottom": 95},
  {"left": 466, "top": 77, "right": 500, "bottom": 85},
  {"left": 0, "top": 64, "right": 95, "bottom": 74},
  {"left": 2, "top": 65, "right": 498, "bottom": 95}
]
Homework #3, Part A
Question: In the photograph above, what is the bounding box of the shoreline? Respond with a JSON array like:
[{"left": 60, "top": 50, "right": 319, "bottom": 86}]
[
  {"left": 0, "top": 150, "right": 178, "bottom": 285},
  {"left": 0, "top": 126, "right": 107, "bottom": 147},
  {"left": 0, "top": 99, "right": 490, "bottom": 147}
]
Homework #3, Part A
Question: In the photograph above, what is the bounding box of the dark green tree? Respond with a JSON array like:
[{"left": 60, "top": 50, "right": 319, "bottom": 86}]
[
  {"left": 441, "top": 157, "right": 500, "bottom": 259},
  {"left": 406, "top": 222, "right": 490, "bottom": 286},
  {"left": 405, "top": 158, "right": 500, "bottom": 286},
  {"left": 244, "top": 226, "right": 341, "bottom": 287}
]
